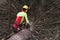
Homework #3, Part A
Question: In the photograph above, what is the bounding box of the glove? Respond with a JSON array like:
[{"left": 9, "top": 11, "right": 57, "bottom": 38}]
[
  {"left": 26, "top": 23, "right": 30, "bottom": 28},
  {"left": 17, "top": 28, "right": 22, "bottom": 31}
]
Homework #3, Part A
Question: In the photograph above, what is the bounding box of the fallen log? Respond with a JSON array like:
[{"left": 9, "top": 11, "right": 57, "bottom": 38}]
[
  {"left": 7, "top": 29, "right": 32, "bottom": 40},
  {"left": 7, "top": 22, "right": 34, "bottom": 40}
]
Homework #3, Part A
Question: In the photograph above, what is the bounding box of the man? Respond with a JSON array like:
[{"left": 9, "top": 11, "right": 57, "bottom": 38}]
[{"left": 13, "top": 5, "right": 30, "bottom": 33}]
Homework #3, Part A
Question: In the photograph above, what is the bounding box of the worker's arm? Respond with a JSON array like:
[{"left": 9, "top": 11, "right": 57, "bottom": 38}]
[
  {"left": 24, "top": 13, "right": 29, "bottom": 24},
  {"left": 24, "top": 13, "right": 30, "bottom": 28}
]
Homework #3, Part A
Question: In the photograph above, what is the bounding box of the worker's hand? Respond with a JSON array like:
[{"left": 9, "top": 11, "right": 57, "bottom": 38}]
[
  {"left": 17, "top": 28, "right": 22, "bottom": 31},
  {"left": 26, "top": 23, "right": 30, "bottom": 28}
]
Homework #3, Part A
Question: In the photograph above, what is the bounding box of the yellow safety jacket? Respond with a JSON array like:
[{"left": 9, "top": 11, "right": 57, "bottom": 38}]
[{"left": 16, "top": 11, "right": 29, "bottom": 24}]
